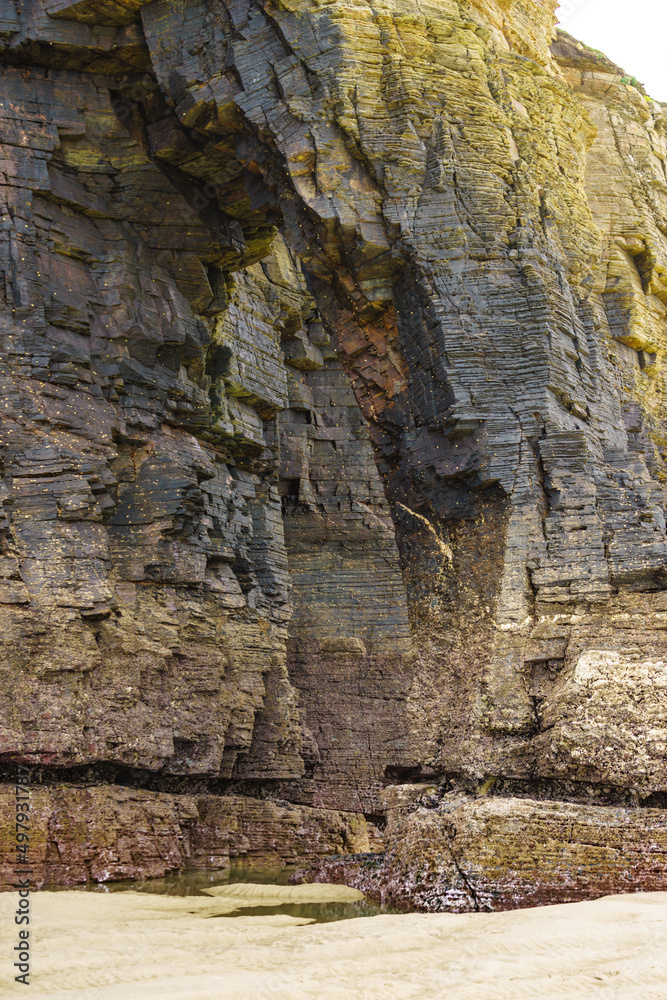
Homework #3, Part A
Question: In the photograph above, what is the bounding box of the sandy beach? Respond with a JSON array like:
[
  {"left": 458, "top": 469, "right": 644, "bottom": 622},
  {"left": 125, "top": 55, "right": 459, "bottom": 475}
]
[{"left": 2, "top": 888, "right": 666, "bottom": 999}]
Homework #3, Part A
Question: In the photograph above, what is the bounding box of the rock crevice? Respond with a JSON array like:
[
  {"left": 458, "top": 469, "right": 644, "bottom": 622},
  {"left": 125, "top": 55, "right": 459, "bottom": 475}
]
[{"left": 0, "top": 0, "right": 666, "bottom": 899}]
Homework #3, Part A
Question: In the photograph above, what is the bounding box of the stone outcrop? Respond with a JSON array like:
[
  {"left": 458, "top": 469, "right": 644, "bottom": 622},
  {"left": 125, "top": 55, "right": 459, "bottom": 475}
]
[
  {"left": 292, "top": 783, "right": 667, "bottom": 911},
  {"left": 0, "top": 0, "right": 666, "bottom": 898},
  {"left": 0, "top": 783, "right": 369, "bottom": 887}
]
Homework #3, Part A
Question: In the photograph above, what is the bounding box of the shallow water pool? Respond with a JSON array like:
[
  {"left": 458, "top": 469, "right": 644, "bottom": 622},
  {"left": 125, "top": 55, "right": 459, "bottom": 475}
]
[{"left": 69, "top": 865, "right": 407, "bottom": 922}]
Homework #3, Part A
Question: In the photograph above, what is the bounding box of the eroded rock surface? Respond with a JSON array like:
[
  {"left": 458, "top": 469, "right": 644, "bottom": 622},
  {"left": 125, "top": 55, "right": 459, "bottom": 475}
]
[
  {"left": 0, "top": 783, "right": 369, "bottom": 887},
  {"left": 293, "top": 784, "right": 667, "bottom": 911},
  {"left": 0, "top": 0, "right": 666, "bottom": 897}
]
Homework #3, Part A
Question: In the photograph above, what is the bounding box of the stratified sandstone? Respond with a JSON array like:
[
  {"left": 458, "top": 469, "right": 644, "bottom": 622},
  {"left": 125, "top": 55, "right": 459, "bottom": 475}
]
[
  {"left": 293, "top": 784, "right": 667, "bottom": 911},
  {"left": 0, "top": 783, "right": 368, "bottom": 887},
  {"left": 0, "top": 0, "right": 666, "bottom": 898}
]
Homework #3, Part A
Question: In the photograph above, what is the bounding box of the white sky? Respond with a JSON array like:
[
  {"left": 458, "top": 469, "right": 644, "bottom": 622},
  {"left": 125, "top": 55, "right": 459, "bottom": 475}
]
[{"left": 556, "top": 0, "right": 667, "bottom": 102}]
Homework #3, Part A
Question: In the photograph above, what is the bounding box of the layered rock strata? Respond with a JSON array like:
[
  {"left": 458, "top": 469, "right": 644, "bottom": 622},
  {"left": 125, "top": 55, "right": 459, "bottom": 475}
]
[
  {"left": 293, "top": 784, "right": 667, "bottom": 911},
  {"left": 0, "top": 783, "right": 369, "bottom": 887},
  {"left": 0, "top": 0, "right": 666, "bottom": 898}
]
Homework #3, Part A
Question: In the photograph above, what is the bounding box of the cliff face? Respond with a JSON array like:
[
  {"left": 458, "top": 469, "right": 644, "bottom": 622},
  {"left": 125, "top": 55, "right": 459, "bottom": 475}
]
[{"left": 0, "top": 0, "right": 666, "bottom": 896}]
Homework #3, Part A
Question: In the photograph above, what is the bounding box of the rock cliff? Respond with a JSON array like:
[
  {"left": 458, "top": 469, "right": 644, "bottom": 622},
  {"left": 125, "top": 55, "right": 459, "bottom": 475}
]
[{"left": 0, "top": 0, "right": 666, "bottom": 901}]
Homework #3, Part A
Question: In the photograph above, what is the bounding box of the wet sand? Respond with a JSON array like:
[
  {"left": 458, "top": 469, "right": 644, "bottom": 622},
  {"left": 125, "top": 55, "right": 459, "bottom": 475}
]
[{"left": 1, "top": 888, "right": 666, "bottom": 999}]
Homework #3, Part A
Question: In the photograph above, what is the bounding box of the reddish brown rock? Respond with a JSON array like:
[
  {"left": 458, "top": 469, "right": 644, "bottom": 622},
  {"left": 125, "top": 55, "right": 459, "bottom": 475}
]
[
  {"left": 0, "top": 783, "right": 369, "bottom": 888},
  {"left": 292, "top": 787, "right": 667, "bottom": 912},
  {"left": 0, "top": 0, "right": 666, "bottom": 901}
]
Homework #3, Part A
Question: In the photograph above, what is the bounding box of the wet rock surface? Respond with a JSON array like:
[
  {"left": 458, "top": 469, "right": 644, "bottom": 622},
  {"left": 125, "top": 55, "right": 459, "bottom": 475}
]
[
  {"left": 0, "top": 0, "right": 666, "bottom": 900},
  {"left": 0, "top": 783, "right": 369, "bottom": 887},
  {"left": 292, "top": 785, "right": 667, "bottom": 912}
]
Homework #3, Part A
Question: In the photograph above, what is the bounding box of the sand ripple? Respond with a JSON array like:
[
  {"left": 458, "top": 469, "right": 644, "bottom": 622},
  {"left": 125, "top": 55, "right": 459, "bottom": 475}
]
[
  {"left": 202, "top": 882, "right": 365, "bottom": 904},
  {"left": 1, "top": 889, "right": 665, "bottom": 999}
]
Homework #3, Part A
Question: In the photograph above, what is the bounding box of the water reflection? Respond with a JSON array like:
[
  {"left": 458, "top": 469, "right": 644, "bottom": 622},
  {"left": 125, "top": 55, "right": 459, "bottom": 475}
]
[
  {"left": 215, "top": 899, "right": 404, "bottom": 922},
  {"left": 68, "top": 865, "right": 406, "bottom": 922},
  {"left": 88, "top": 865, "right": 296, "bottom": 897}
]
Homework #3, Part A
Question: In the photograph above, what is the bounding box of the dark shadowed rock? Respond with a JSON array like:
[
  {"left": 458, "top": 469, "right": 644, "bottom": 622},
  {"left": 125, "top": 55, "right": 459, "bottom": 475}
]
[{"left": 0, "top": 0, "right": 666, "bottom": 900}]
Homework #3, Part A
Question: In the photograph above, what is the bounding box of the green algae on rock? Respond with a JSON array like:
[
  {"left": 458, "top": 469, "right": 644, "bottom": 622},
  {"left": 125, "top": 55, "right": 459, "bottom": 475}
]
[{"left": 0, "top": 0, "right": 666, "bottom": 906}]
